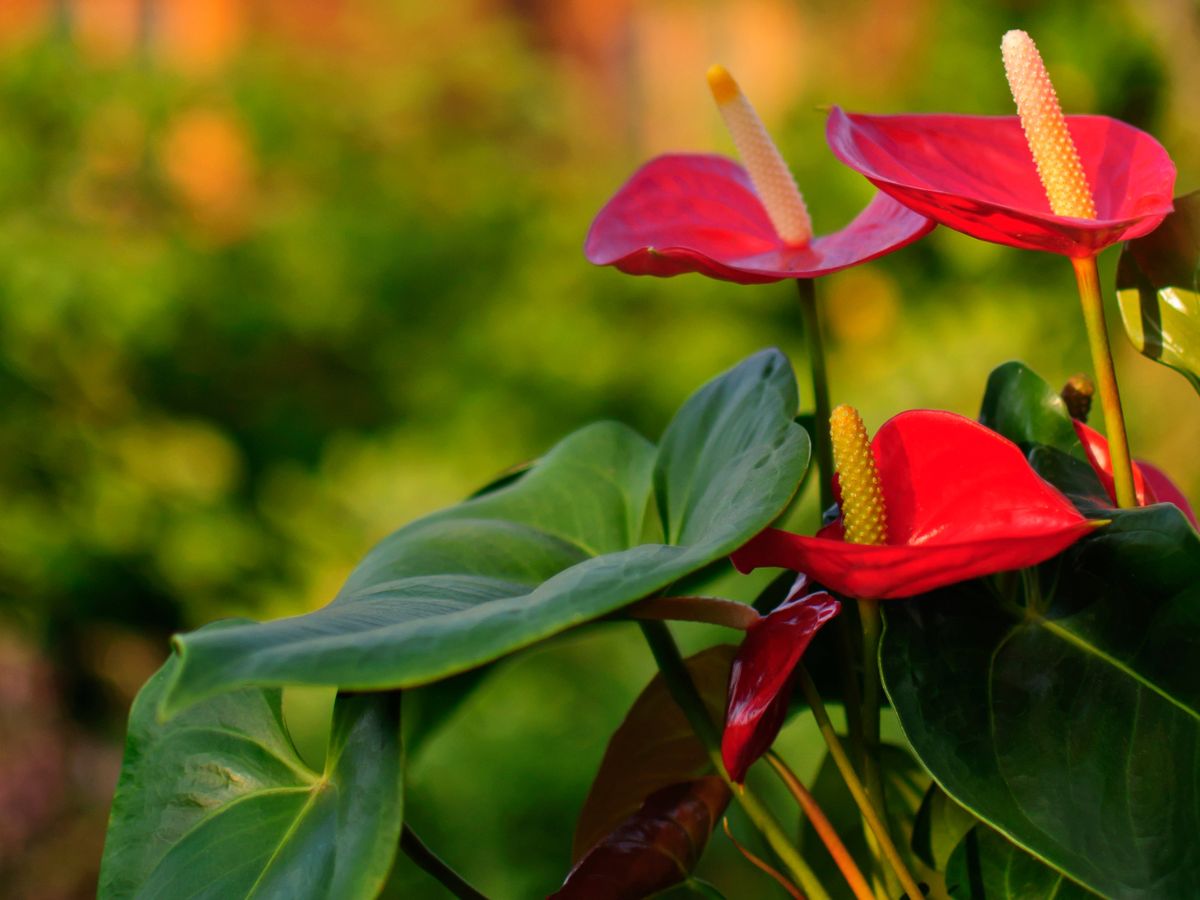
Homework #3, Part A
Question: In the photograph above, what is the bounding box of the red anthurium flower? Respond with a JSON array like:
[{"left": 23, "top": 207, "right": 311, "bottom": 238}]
[
  {"left": 826, "top": 108, "right": 1174, "bottom": 259},
  {"left": 824, "top": 32, "right": 1175, "bottom": 259},
  {"left": 722, "top": 578, "right": 840, "bottom": 783},
  {"left": 1073, "top": 420, "right": 1197, "bottom": 526},
  {"left": 585, "top": 65, "right": 932, "bottom": 286},
  {"left": 731, "top": 410, "right": 1099, "bottom": 599},
  {"left": 585, "top": 154, "right": 933, "bottom": 285}
]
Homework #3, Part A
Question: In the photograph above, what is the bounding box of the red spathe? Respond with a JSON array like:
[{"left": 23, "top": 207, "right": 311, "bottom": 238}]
[
  {"left": 732, "top": 410, "right": 1098, "bottom": 599},
  {"left": 585, "top": 153, "right": 933, "bottom": 284},
  {"left": 826, "top": 108, "right": 1176, "bottom": 258}
]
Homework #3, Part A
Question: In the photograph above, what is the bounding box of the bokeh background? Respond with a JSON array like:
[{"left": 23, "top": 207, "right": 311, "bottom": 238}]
[{"left": 1, "top": 1, "right": 1197, "bottom": 897}]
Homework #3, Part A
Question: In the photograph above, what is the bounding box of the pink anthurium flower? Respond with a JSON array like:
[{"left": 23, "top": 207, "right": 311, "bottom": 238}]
[
  {"left": 731, "top": 409, "right": 1100, "bottom": 599},
  {"left": 585, "top": 154, "right": 933, "bottom": 284},
  {"left": 1073, "top": 419, "right": 1197, "bottom": 526},
  {"left": 721, "top": 577, "right": 841, "bottom": 783},
  {"left": 585, "top": 66, "right": 933, "bottom": 285}
]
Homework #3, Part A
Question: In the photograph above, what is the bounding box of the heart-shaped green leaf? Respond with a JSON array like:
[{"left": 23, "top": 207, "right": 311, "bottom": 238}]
[
  {"left": 99, "top": 624, "right": 403, "bottom": 900},
  {"left": 161, "top": 350, "right": 808, "bottom": 716},
  {"left": 978, "top": 361, "right": 1083, "bottom": 457},
  {"left": 1116, "top": 191, "right": 1200, "bottom": 395},
  {"left": 945, "top": 826, "right": 1095, "bottom": 899},
  {"left": 882, "top": 503, "right": 1200, "bottom": 898}
]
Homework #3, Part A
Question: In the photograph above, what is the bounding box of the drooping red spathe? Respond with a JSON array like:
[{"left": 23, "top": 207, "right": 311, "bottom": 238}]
[
  {"left": 585, "top": 154, "right": 933, "bottom": 285},
  {"left": 731, "top": 410, "right": 1099, "bottom": 599},
  {"left": 721, "top": 579, "right": 840, "bottom": 783},
  {"left": 825, "top": 108, "right": 1176, "bottom": 258},
  {"left": 1073, "top": 419, "right": 1196, "bottom": 526}
]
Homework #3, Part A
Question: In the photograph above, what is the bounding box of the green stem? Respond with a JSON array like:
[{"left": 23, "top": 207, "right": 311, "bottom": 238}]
[
  {"left": 638, "top": 621, "right": 830, "bottom": 900},
  {"left": 1071, "top": 255, "right": 1136, "bottom": 509},
  {"left": 400, "top": 825, "right": 488, "bottom": 900},
  {"left": 797, "top": 278, "right": 866, "bottom": 748},
  {"left": 856, "top": 598, "right": 889, "bottom": 897},
  {"left": 797, "top": 278, "right": 834, "bottom": 514},
  {"left": 796, "top": 665, "right": 924, "bottom": 900}
]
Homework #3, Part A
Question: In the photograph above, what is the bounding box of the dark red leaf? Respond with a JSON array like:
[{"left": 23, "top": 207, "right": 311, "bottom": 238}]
[
  {"left": 826, "top": 108, "right": 1175, "bottom": 258},
  {"left": 552, "top": 776, "right": 731, "bottom": 900}
]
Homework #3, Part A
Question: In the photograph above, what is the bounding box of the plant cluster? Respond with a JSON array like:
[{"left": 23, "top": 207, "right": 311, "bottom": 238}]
[{"left": 99, "top": 31, "right": 1199, "bottom": 899}]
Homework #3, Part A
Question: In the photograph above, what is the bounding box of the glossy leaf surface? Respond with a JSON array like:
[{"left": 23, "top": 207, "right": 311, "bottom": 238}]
[
  {"left": 553, "top": 777, "right": 731, "bottom": 900},
  {"left": 945, "top": 827, "right": 1095, "bottom": 899},
  {"left": 99, "top": 625, "right": 403, "bottom": 900},
  {"left": 827, "top": 109, "right": 1175, "bottom": 257},
  {"left": 912, "top": 784, "right": 978, "bottom": 872},
  {"left": 977, "top": 361, "right": 1083, "bottom": 457},
  {"left": 882, "top": 503, "right": 1200, "bottom": 897},
  {"left": 1117, "top": 190, "right": 1200, "bottom": 394},
  {"left": 585, "top": 154, "right": 932, "bottom": 284},
  {"left": 732, "top": 410, "right": 1095, "bottom": 598},
  {"left": 572, "top": 645, "right": 735, "bottom": 862},
  {"left": 163, "top": 350, "right": 807, "bottom": 715}
]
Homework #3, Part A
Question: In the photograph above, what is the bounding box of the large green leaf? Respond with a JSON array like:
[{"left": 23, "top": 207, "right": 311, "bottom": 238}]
[
  {"left": 882, "top": 503, "right": 1200, "bottom": 898},
  {"left": 1116, "top": 191, "right": 1200, "bottom": 395},
  {"left": 161, "top": 350, "right": 809, "bottom": 715},
  {"left": 945, "top": 826, "right": 1095, "bottom": 899},
  {"left": 99, "top": 624, "right": 403, "bottom": 899}
]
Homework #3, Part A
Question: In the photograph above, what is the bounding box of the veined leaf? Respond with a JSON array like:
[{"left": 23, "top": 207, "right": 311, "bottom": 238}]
[
  {"left": 162, "top": 350, "right": 808, "bottom": 716},
  {"left": 1116, "top": 190, "right": 1200, "bottom": 395},
  {"left": 882, "top": 503, "right": 1200, "bottom": 898},
  {"left": 99, "top": 624, "right": 403, "bottom": 900},
  {"left": 978, "top": 361, "right": 1082, "bottom": 457},
  {"left": 945, "top": 826, "right": 1095, "bottom": 899}
]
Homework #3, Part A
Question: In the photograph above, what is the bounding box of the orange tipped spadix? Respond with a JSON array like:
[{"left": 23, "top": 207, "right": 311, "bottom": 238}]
[
  {"left": 829, "top": 405, "right": 887, "bottom": 546},
  {"left": 706, "top": 64, "right": 813, "bottom": 245},
  {"left": 1001, "top": 30, "right": 1096, "bottom": 219}
]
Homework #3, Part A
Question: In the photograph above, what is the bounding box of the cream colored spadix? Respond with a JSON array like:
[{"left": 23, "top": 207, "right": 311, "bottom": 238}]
[
  {"left": 1001, "top": 30, "right": 1096, "bottom": 219},
  {"left": 706, "top": 64, "right": 813, "bottom": 245}
]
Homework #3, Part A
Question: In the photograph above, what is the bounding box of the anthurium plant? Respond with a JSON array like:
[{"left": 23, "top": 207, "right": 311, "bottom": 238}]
[{"left": 100, "top": 31, "right": 1198, "bottom": 900}]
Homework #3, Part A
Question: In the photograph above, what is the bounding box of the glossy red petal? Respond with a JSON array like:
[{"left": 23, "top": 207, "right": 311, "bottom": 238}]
[
  {"left": 732, "top": 411, "right": 1096, "bottom": 598},
  {"left": 1074, "top": 420, "right": 1196, "bottom": 525},
  {"left": 826, "top": 108, "right": 1176, "bottom": 258},
  {"left": 721, "top": 588, "right": 840, "bottom": 782},
  {"left": 585, "top": 154, "right": 933, "bottom": 284}
]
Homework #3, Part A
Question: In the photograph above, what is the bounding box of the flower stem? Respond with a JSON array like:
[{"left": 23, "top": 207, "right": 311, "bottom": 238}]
[
  {"left": 400, "top": 825, "right": 488, "bottom": 900},
  {"left": 797, "top": 276, "right": 866, "bottom": 786},
  {"left": 856, "top": 597, "right": 890, "bottom": 896},
  {"left": 1071, "top": 255, "right": 1137, "bottom": 508},
  {"left": 797, "top": 278, "right": 834, "bottom": 513},
  {"left": 638, "top": 621, "right": 829, "bottom": 900},
  {"left": 796, "top": 664, "right": 924, "bottom": 900},
  {"left": 765, "top": 752, "right": 875, "bottom": 900}
]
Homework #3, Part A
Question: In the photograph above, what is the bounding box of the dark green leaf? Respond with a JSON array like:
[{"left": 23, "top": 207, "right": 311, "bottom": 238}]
[
  {"left": 945, "top": 827, "right": 1095, "bottom": 899},
  {"left": 978, "top": 361, "right": 1082, "bottom": 456},
  {"left": 1116, "top": 191, "right": 1200, "bottom": 394},
  {"left": 882, "top": 503, "right": 1200, "bottom": 898},
  {"left": 912, "top": 784, "right": 977, "bottom": 872},
  {"left": 99, "top": 624, "right": 403, "bottom": 900},
  {"left": 162, "top": 350, "right": 809, "bottom": 715}
]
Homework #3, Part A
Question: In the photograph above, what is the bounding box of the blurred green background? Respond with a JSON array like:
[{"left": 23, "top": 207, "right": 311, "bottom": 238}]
[{"left": 1, "top": 0, "right": 1196, "bottom": 897}]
